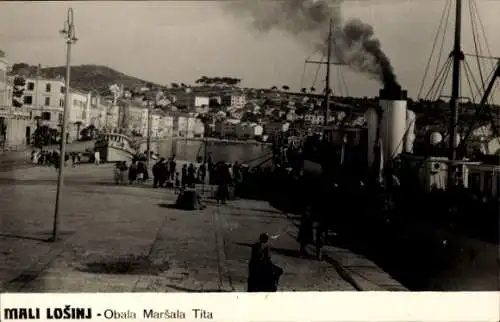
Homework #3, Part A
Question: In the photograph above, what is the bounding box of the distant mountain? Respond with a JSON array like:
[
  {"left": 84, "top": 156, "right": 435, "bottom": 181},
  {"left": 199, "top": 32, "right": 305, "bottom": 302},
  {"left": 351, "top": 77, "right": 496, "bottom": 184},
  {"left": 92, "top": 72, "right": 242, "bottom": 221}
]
[{"left": 9, "top": 63, "right": 162, "bottom": 95}]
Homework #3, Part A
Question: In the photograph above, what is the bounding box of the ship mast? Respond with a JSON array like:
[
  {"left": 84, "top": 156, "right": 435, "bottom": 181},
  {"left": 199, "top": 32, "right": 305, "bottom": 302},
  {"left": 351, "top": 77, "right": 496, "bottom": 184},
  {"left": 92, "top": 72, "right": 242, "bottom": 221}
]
[
  {"left": 447, "top": 0, "right": 464, "bottom": 188},
  {"left": 324, "top": 18, "right": 333, "bottom": 129}
]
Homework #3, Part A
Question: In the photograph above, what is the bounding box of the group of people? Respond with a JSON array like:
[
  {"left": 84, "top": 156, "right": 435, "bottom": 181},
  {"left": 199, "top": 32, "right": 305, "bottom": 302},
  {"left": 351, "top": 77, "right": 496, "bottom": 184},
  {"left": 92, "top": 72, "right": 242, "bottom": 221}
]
[
  {"left": 113, "top": 158, "right": 150, "bottom": 185},
  {"left": 31, "top": 149, "right": 82, "bottom": 169}
]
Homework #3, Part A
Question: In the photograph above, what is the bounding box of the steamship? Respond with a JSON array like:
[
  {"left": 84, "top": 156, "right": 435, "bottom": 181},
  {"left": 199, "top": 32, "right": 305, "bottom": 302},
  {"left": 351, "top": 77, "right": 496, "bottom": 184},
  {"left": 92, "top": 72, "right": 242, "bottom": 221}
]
[{"left": 288, "top": 1, "right": 499, "bottom": 291}]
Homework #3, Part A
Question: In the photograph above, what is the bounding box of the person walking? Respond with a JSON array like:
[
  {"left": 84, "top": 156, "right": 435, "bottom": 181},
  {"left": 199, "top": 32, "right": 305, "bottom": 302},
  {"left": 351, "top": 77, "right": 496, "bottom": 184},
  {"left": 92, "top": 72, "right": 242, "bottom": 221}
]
[
  {"left": 247, "top": 233, "right": 283, "bottom": 292},
  {"left": 94, "top": 150, "right": 100, "bottom": 165},
  {"left": 297, "top": 206, "right": 314, "bottom": 257},
  {"left": 119, "top": 161, "right": 128, "bottom": 185},
  {"left": 128, "top": 160, "right": 138, "bottom": 184}
]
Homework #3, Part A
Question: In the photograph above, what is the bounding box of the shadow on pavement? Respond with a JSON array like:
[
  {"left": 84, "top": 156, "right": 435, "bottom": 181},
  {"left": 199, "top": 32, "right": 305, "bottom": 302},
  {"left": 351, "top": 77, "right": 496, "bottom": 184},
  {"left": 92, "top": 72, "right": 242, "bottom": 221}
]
[
  {"left": 234, "top": 242, "right": 304, "bottom": 259},
  {"left": 165, "top": 284, "right": 230, "bottom": 293},
  {"left": 76, "top": 255, "right": 170, "bottom": 275},
  {"left": 0, "top": 233, "right": 50, "bottom": 243},
  {"left": 158, "top": 203, "right": 178, "bottom": 209}
]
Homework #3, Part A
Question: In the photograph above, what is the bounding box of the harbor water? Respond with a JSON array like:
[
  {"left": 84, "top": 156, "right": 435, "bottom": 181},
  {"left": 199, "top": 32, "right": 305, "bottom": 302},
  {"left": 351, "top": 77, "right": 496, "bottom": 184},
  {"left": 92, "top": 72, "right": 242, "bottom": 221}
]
[{"left": 139, "top": 139, "right": 272, "bottom": 166}]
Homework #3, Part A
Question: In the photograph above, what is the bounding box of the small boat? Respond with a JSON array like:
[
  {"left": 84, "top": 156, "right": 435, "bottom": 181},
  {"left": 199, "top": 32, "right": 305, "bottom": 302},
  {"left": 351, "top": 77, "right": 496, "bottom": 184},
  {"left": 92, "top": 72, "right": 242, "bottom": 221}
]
[{"left": 94, "top": 133, "right": 137, "bottom": 163}]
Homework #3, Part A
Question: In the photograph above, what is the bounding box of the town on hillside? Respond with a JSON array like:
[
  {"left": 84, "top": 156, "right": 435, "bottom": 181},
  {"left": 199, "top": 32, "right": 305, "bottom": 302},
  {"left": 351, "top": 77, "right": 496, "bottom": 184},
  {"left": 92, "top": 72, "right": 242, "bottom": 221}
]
[{"left": 1, "top": 54, "right": 498, "bottom": 151}]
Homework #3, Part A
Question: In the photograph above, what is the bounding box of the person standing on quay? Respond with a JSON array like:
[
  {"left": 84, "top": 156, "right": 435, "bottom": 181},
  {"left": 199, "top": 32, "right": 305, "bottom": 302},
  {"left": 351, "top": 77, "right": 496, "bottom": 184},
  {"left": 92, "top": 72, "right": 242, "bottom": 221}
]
[
  {"left": 128, "top": 160, "right": 138, "bottom": 184},
  {"left": 247, "top": 233, "right": 282, "bottom": 292}
]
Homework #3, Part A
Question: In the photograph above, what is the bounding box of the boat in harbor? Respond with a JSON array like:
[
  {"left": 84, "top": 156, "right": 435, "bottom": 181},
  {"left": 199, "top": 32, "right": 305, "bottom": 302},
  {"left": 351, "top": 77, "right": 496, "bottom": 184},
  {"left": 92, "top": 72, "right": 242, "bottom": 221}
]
[{"left": 94, "top": 133, "right": 137, "bottom": 163}]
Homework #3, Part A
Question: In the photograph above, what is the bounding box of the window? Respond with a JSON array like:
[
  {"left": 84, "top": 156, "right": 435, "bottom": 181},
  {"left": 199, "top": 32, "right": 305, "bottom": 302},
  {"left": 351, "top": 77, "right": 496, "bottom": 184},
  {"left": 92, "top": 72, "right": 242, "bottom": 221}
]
[
  {"left": 60, "top": 99, "right": 64, "bottom": 107},
  {"left": 82, "top": 110, "right": 87, "bottom": 120},
  {"left": 58, "top": 113, "right": 63, "bottom": 122},
  {"left": 73, "top": 99, "right": 78, "bottom": 106},
  {"left": 45, "top": 83, "right": 51, "bottom": 92},
  {"left": 44, "top": 97, "right": 50, "bottom": 106},
  {"left": 27, "top": 82, "right": 35, "bottom": 91},
  {"left": 23, "top": 96, "right": 33, "bottom": 105},
  {"left": 60, "top": 86, "right": 65, "bottom": 94},
  {"left": 41, "top": 112, "right": 51, "bottom": 121}
]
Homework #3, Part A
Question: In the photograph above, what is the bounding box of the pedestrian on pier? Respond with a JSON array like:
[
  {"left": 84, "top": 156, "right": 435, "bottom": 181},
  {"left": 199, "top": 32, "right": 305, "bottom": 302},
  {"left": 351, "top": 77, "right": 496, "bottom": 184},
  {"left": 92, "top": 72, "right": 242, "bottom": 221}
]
[
  {"left": 71, "top": 152, "right": 77, "bottom": 167},
  {"left": 297, "top": 207, "right": 314, "bottom": 257},
  {"left": 247, "top": 233, "right": 282, "bottom": 292},
  {"left": 113, "top": 162, "right": 121, "bottom": 185},
  {"left": 181, "top": 164, "right": 188, "bottom": 187},
  {"left": 169, "top": 157, "right": 176, "bottom": 181},
  {"left": 128, "top": 160, "right": 138, "bottom": 184},
  {"left": 119, "top": 161, "right": 128, "bottom": 185}
]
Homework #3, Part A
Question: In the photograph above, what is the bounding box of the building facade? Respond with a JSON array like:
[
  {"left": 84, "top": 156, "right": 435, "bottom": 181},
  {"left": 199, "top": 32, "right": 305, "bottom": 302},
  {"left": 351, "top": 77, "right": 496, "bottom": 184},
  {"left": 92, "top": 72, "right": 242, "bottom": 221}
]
[
  {"left": 88, "top": 93, "right": 109, "bottom": 130},
  {"left": 235, "top": 122, "right": 263, "bottom": 139},
  {"left": 174, "top": 94, "right": 209, "bottom": 109},
  {"left": 214, "top": 118, "right": 240, "bottom": 138},
  {"left": 67, "top": 89, "right": 91, "bottom": 141},
  {"left": 0, "top": 51, "right": 31, "bottom": 149},
  {"left": 22, "top": 77, "right": 65, "bottom": 130},
  {"left": 221, "top": 94, "right": 246, "bottom": 109},
  {"left": 265, "top": 121, "right": 290, "bottom": 136}
]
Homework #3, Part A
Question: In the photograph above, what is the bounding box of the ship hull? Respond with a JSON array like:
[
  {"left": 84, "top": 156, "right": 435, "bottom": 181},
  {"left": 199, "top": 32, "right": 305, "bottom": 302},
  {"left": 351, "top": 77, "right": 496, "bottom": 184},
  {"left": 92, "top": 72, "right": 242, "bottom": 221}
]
[{"left": 98, "top": 146, "right": 135, "bottom": 163}]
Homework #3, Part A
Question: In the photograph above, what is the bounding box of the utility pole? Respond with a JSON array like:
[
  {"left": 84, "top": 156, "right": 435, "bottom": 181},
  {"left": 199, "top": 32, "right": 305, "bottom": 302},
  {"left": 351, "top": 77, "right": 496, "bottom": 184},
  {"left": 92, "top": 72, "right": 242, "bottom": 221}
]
[
  {"left": 51, "top": 8, "right": 77, "bottom": 242},
  {"left": 146, "top": 99, "right": 152, "bottom": 166},
  {"left": 447, "top": 0, "right": 463, "bottom": 188}
]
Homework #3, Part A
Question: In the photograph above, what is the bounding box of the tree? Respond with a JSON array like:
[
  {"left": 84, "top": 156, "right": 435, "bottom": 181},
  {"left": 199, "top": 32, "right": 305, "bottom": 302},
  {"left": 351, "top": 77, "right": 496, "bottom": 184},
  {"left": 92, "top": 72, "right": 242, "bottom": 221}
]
[
  {"left": 31, "top": 125, "right": 57, "bottom": 147},
  {"left": 12, "top": 76, "right": 26, "bottom": 108},
  {"left": 310, "top": 86, "right": 316, "bottom": 93},
  {"left": 301, "top": 88, "right": 307, "bottom": 94},
  {"left": 282, "top": 85, "right": 290, "bottom": 92},
  {"left": 171, "top": 82, "right": 179, "bottom": 88},
  {"left": 271, "top": 86, "right": 278, "bottom": 91}
]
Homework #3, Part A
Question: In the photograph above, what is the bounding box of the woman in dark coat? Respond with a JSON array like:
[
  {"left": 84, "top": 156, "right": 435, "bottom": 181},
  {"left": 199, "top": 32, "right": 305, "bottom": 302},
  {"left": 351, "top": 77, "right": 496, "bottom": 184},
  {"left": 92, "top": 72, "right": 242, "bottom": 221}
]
[
  {"left": 297, "top": 207, "right": 314, "bottom": 257},
  {"left": 247, "top": 233, "right": 282, "bottom": 292},
  {"left": 128, "top": 160, "right": 138, "bottom": 184}
]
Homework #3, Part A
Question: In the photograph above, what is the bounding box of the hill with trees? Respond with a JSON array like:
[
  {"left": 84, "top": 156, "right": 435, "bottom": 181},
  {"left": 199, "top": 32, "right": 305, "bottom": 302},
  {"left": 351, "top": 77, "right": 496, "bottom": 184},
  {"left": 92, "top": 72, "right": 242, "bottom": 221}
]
[{"left": 9, "top": 63, "right": 161, "bottom": 95}]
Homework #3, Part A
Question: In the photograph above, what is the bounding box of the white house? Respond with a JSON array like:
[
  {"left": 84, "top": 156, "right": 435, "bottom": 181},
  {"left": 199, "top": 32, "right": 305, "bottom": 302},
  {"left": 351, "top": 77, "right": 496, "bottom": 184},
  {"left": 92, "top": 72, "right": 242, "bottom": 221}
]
[
  {"left": 67, "top": 89, "right": 91, "bottom": 141},
  {"left": 22, "top": 76, "right": 65, "bottom": 131}
]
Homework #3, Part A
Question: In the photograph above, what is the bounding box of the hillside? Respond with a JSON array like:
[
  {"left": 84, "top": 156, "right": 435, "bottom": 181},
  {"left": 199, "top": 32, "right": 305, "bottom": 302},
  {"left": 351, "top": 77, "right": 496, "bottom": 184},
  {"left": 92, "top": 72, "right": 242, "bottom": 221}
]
[{"left": 9, "top": 63, "right": 161, "bottom": 94}]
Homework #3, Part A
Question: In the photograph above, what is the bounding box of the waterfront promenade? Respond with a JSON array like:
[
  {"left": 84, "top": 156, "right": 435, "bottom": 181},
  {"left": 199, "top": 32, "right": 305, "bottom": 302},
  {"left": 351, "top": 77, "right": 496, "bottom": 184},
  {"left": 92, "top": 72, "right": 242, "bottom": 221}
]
[{"left": 0, "top": 163, "right": 405, "bottom": 292}]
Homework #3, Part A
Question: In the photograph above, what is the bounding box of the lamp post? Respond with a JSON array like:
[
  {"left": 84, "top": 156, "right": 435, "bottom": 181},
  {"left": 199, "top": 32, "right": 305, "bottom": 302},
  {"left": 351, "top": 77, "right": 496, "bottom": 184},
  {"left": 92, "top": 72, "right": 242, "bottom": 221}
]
[{"left": 50, "top": 8, "right": 77, "bottom": 242}]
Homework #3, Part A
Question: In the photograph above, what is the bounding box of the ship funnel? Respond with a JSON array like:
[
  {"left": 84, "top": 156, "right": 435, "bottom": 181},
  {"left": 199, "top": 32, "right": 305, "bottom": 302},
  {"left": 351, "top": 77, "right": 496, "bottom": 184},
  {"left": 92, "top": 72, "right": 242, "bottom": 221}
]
[
  {"left": 379, "top": 85, "right": 408, "bottom": 163},
  {"left": 364, "top": 107, "right": 379, "bottom": 167},
  {"left": 404, "top": 109, "right": 416, "bottom": 153}
]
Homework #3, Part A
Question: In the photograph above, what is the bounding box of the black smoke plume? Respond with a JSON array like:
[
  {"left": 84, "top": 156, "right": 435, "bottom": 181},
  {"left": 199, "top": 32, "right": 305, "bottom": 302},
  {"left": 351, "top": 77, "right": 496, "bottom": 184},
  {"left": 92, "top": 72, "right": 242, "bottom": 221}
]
[{"left": 225, "top": 0, "right": 399, "bottom": 89}]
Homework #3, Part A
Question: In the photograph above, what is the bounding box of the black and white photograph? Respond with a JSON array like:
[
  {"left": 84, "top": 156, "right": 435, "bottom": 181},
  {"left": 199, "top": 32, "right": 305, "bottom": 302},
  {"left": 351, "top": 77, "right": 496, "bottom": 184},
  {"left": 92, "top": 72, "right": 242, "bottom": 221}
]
[{"left": 0, "top": 0, "right": 498, "bottom": 294}]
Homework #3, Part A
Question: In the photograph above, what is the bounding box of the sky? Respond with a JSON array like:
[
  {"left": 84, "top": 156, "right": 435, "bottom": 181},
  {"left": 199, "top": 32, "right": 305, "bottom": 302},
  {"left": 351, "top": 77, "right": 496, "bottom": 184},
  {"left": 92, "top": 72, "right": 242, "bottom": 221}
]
[{"left": 0, "top": 0, "right": 499, "bottom": 103}]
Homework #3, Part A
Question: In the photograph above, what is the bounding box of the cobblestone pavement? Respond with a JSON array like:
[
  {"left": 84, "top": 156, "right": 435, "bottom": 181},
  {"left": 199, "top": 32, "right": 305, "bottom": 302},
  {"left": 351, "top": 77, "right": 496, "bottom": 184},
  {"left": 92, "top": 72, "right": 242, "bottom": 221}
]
[{"left": 0, "top": 164, "right": 358, "bottom": 292}]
